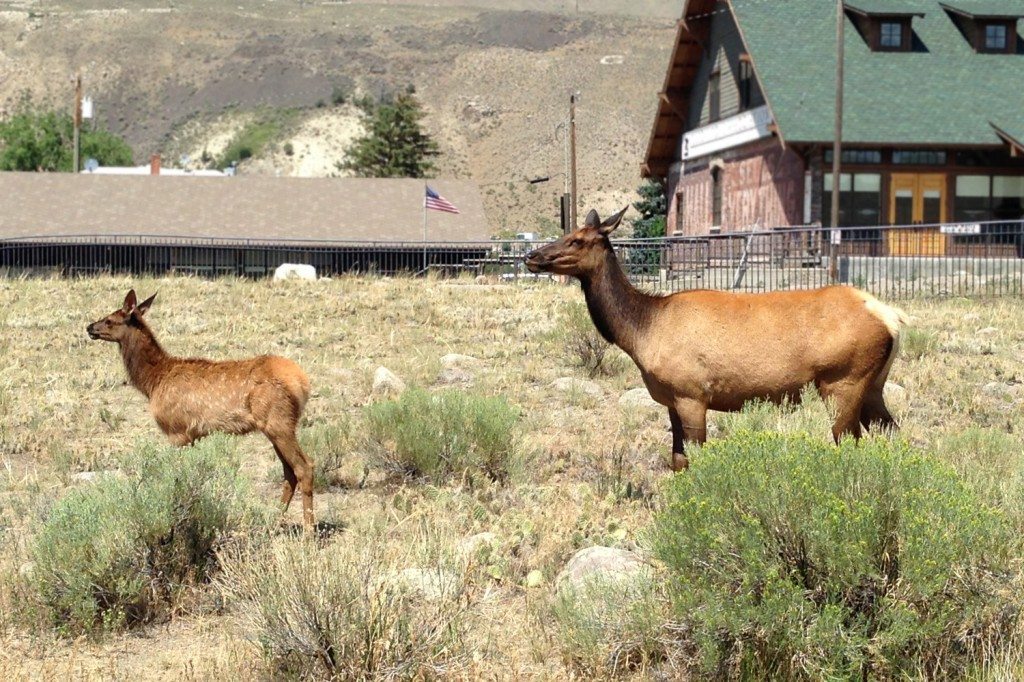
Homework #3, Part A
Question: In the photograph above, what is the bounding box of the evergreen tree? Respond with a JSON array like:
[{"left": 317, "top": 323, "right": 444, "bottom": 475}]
[
  {"left": 0, "top": 105, "right": 133, "bottom": 172},
  {"left": 340, "top": 92, "right": 439, "bottom": 178},
  {"left": 631, "top": 178, "right": 667, "bottom": 238}
]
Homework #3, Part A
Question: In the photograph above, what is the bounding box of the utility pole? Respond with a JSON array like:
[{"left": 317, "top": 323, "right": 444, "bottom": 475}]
[
  {"left": 72, "top": 74, "right": 83, "bottom": 174},
  {"left": 829, "top": 0, "right": 845, "bottom": 281},
  {"left": 569, "top": 93, "right": 578, "bottom": 230}
]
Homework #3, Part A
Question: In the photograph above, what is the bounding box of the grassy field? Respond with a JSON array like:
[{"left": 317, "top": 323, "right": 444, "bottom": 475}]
[{"left": 1, "top": 274, "right": 1023, "bottom": 679}]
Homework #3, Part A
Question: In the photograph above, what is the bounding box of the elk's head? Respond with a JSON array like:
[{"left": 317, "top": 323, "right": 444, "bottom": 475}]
[
  {"left": 524, "top": 207, "right": 628, "bottom": 277},
  {"left": 86, "top": 289, "right": 157, "bottom": 342}
]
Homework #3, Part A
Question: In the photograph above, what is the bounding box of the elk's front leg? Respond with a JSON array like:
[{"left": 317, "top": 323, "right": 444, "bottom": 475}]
[
  {"left": 669, "top": 409, "right": 688, "bottom": 471},
  {"left": 669, "top": 400, "right": 707, "bottom": 472}
]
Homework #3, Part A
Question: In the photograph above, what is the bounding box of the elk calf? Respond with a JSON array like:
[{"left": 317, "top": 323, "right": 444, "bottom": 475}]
[
  {"left": 87, "top": 290, "right": 315, "bottom": 526},
  {"left": 526, "top": 208, "right": 908, "bottom": 471}
]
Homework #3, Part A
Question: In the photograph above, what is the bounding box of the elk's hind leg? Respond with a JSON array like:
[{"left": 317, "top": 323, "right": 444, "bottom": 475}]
[
  {"left": 817, "top": 378, "right": 872, "bottom": 443},
  {"left": 268, "top": 431, "right": 314, "bottom": 527},
  {"left": 860, "top": 384, "right": 897, "bottom": 432},
  {"left": 273, "top": 443, "right": 299, "bottom": 510}
]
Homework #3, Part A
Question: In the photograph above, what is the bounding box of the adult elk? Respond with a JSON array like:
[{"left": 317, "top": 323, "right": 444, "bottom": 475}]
[
  {"left": 526, "top": 208, "right": 907, "bottom": 471},
  {"left": 87, "top": 290, "right": 315, "bottom": 525}
]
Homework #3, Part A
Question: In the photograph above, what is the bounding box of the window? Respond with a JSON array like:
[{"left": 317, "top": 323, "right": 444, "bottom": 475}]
[
  {"left": 954, "top": 175, "right": 1024, "bottom": 222},
  {"left": 880, "top": 21, "right": 903, "bottom": 48},
  {"left": 892, "top": 150, "right": 947, "bottom": 165},
  {"left": 711, "top": 167, "right": 723, "bottom": 228},
  {"left": 823, "top": 173, "right": 882, "bottom": 227},
  {"left": 985, "top": 23, "right": 1008, "bottom": 51},
  {"left": 708, "top": 70, "right": 721, "bottom": 123},
  {"left": 824, "top": 149, "right": 882, "bottom": 164},
  {"left": 738, "top": 61, "right": 753, "bottom": 111}
]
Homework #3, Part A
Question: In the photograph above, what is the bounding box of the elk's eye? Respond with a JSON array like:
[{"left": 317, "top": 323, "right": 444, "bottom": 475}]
[{"left": 569, "top": 238, "right": 583, "bottom": 247}]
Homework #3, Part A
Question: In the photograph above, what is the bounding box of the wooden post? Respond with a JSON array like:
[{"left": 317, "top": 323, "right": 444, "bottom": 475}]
[
  {"left": 829, "top": 0, "right": 845, "bottom": 282},
  {"left": 569, "top": 93, "right": 578, "bottom": 231}
]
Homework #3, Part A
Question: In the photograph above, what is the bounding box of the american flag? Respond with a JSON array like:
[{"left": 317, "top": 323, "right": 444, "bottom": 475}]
[{"left": 425, "top": 186, "right": 460, "bottom": 214}]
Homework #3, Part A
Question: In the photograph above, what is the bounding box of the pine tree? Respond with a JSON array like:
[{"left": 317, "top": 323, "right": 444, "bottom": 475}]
[
  {"left": 340, "top": 92, "right": 439, "bottom": 178},
  {"left": 631, "top": 178, "right": 667, "bottom": 238}
]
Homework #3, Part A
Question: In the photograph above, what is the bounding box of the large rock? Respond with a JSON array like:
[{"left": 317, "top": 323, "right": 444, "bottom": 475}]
[
  {"left": 555, "top": 546, "right": 650, "bottom": 594},
  {"left": 437, "top": 365, "right": 474, "bottom": 386},
  {"left": 458, "top": 532, "right": 498, "bottom": 560},
  {"left": 384, "top": 568, "right": 462, "bottom": 601},
  {"left": 883, "top": 382, "right": 907, "bottom": 406},
  {"left": 440, "top": 353, "right": 479, "bottom": 368},
  {"left": 273, "top": 263, "right": 317, "bottom": 281},
  {"left": 372, "top": 367, "right": 406, "bottom": 396},
  {"left": 549, "top": 377, "right": 603, "bottom": 399},
  {"left": 618, "top": 388, "right": 659, "bottom": 409}
]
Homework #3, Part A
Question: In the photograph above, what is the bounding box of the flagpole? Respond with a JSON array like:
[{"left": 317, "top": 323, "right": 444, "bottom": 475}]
[{"left": 422, "top": 182, "right": 428, "bottom": 275}]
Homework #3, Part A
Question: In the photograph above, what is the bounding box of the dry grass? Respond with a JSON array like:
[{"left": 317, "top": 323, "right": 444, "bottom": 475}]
[{"left": 1, "top": 275, "right": 1023, "bottom": 678}]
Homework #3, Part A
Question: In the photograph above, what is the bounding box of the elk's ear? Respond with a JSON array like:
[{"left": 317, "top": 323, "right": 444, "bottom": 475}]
[
  {"left": 135, "top": 292, "right": 157, "bottom": 316},
  {"left": 597, "top": 206, "right": 628, "bottom": 235},
  {"left": 122, "top": 289, "right": 137, "bottom": 313},
  {"left": 584, "top": 209, "right": 601, "bottom": 229}
]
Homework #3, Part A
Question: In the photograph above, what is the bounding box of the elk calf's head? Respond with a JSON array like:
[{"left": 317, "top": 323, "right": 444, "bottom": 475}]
[
  {"left": 87, "top": 289, "right": 157, "bottom": 342},
  {"left": 525, "top": 206, "right": 628, "bottom": 278}
]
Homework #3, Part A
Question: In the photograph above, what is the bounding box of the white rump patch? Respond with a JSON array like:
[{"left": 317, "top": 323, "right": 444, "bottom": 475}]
[{"left": 856, "top": 290, "right": 909, "bottom": 339}]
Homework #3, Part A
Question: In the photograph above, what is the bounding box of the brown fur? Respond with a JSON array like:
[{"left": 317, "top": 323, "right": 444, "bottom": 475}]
[
  {"left": 526, "top": 208, "right": 907, "bottom": 471},
  {"left": 87, "top": 290, "right": 315, "bottom": 525}
]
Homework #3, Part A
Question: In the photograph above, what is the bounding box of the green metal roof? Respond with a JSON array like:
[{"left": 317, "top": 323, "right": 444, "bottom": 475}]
[
  {"left": 731, "top": 0, "right": 1024, "bottom": 145},
  {"left": 940, "top": 1, "right": 1024, "bottom": 17},
  {"left": 844, "top": 1, "right": 924, "bottom": 16}
]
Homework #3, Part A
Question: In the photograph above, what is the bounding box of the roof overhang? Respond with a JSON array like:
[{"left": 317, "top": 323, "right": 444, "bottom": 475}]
[
  {"left": 844, "top": 3, "right": 925, "bottom": 19},
  {"left": 991, "top": 122, "right": 1024, "bottom": 157},
  {"left": 940, "top": 2, "right": 1024, "bottom": 20},
  {"left": 641, "top": 0, "right": 717, "bottom": 178}
]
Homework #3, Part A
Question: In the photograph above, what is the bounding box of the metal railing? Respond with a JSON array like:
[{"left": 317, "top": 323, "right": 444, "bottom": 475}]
[{"left": 1, "top": 220, "right": 1022, "bottom": 298}]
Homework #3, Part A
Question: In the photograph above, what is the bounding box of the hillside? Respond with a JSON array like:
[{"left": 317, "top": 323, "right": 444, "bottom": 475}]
[{"left": 0, "top": 0, "right": 678, "bottom": 234}]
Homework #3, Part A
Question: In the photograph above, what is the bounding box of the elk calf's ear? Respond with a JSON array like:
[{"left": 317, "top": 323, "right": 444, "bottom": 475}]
[
  {"left": 598, "top": 206, "right": 628, "bottom": 235},
  {"left": 122, "top": 289, "right": 138, "bottom": 313},
  {"left": 135, "top": 293, "right": 157, "bottom": 316},
  {"left": 584, "top": 209, "right": 602, "bottom": 229}
]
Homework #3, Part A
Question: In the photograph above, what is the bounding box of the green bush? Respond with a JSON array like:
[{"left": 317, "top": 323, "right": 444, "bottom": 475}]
[
  {"left": 218, "top": 536, "right": 468, "bottom": 679},
  {"left": 366, "top": 387, "right": 520, "bottom": 482},
  {"left": 551, "top": 301, "right": 630, "bottom": 378},
  {"left": 28, "top": 435, "right": 268, "bottom": 635},
  {"left": 299, "top": 418, "right": 355, "bottom": 491},
  {"left": 652, "top": 432, "right": 1020, "bottom": 680}
]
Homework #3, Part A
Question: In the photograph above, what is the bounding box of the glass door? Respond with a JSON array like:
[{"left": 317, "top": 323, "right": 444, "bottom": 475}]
[{"left": 888, "top": 173, "right": 947, "bottom": 255}]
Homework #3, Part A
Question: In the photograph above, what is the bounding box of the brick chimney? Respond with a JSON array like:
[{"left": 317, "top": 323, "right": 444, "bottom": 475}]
[{"left": 149, "top": 153, "right": 161, "bottom": 176}]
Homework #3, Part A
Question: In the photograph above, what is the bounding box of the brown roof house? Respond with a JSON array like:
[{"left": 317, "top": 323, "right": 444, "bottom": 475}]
[
  {"left": 644, "top": 0, "right": 1024, "bottom": 256},
  {"left": 0, "top": 174, "right": 491, "bottom": 276}
]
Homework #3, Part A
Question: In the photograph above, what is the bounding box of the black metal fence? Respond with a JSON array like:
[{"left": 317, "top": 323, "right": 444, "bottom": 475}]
[{"left": 2, "top": 219, "right": 1023, "bottom": 298}]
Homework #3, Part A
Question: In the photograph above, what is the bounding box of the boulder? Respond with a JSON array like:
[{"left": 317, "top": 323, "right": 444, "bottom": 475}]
[
  {"left": 555, "top": 546, "right": 649, "bottom": 594},
  {"left": 457, "top": 532, "right": 498, "bottom": 560},
  {"left": 384, "top": 568, "right": 462, "bottom": 601},
  {"left": 550, "top": 377, "right": 602, "bottom": 399},
  {"left": 437, "top": 366, "right": 474, "bottom": 386},
  {"left": 440, "top": 353, "right": 479, "bottom": 368},
  {"left": 372, "top": 367, "right": 406, "bottom": 396},
  {"left": 883, "top": 382, "right": 907, "bottom": 406},
  {"left": 618, "top": 388, "right": 659, "bottom": 409},
  {"left": 273, "top": 263, "right": 317, "bottom": 281}
]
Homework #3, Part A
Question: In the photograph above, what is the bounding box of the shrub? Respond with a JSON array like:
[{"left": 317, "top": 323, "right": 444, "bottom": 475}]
[
  {"left": 28, "top": 435, "right": 268, "bottom": 635},
  {"left": 299, "top": 418, "right": 355, "bottom": 491},
  {"left": 652, "top": 432, "right": 1020, "bottom": 680},
  {"left": 217, "top": 536, "right": 468, "bottom": 679},
  {"left": 552, "top": 301, "right": 629, "bottom": 378},
  {"left": 900, "top": 327, "right": 938, "bottom": 360},
  {"left": 365, "top": 387, "right": 520, "bottom": 482},
  {"left": 551, "top": 575, "right": 669, "bottom": 676}
]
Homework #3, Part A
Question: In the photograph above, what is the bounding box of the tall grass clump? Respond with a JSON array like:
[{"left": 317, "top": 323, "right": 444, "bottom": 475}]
[
  {"left": 551, "top": 301, "right": 628, "bottom": 378},
  {"left": 366, "top": 387, "right": 520, "bottom": 482},
  {"left": 299, "top": 418, "right": 354, "bottom": 490},
  {"left": 28, "top": 435, "right": 269, "bottom": 635},
  {"left": 652, "top": 432, "right": 1021, "bottom": 680},
  {"left": 218, "top": 537, "right": 468, "bottom": 679}
]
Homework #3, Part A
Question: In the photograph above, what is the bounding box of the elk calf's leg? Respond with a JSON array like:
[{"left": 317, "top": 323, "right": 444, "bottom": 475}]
[{"left": 273, "top": 443, "right": 298, "bottom": 509}]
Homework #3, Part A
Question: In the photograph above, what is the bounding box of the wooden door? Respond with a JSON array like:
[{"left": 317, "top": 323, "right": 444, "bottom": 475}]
[{"left": 887, "top": 173, "right": 947, "bottom": 256}]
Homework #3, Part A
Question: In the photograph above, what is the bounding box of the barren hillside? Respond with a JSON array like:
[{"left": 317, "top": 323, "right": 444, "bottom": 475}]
[{"left": 0, "top": 0, "right": 678, "bottom": 234}]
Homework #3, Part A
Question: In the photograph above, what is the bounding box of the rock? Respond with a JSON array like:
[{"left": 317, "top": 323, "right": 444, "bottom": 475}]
[
  {"left": 273, "top": 263, "right": 317, "bottom": 281},
  {"left": 18, "top": 561, "right": 35, "bottom": 578},
  {"left": 618, "top": 388, "right": 659, "bottom": 409},
  {"left": 440, "top": 353, "right": 479, "bottom": 368},
  {"left": 384, "top": 568, "right": 461, "bottom": 601},
  {"left": 549, "top": 377, "right": 602, "bottom": 398},
  {"left": 555, "top": 546, "right": 649, "bottom": 594},
  {"left": 525, "top": 570, "right": 545, "bottom": 588},
  {"left": 437, "top": 365, "right": 473, "bottom": 386},
  {"left": 963, "top": 313, "right": 981, "bottom": 322},
  {"left": 977, "top": 327, "right": 998, "bottom": 336},
  {"left": 70, "top": 470, "right": 124, "bottom": 484},
  {"left": 458, "top": 532, "right": 498, "bottom": 559},
  {"left": 883, "top": 382, "right": 907, "bottom": 405},
  {"left": 372, "top": 367, "right": 405, "bottom": 396}
]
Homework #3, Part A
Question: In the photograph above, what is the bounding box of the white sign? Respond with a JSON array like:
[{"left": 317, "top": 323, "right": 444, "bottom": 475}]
[
  {"left": 830, "top": 229, "right": 842, "bottom": 245},
  {"left": 682, "top": 105, "right": 774, "bottom": 161},
  {"left": 940, "top": 223, "right": 982, "bottom": 235},
  {"left": 82, "top": 97, "right": 93, "bottom": 119}
]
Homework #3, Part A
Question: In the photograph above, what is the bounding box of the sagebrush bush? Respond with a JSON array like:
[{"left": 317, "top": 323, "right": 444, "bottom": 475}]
[
  {"left": 299, "top": 418, "right": 354, "bottom": 490},
  {"left": 652, "top": 432, "right": 1021, "bottom": 680},
  {"left": 366, "top": 387, "right": 520, "bottom": 482},
  {"left": 900, "top": 326, "right": 938, "bottom": 360},
  {"left": 28, "top": 435, "right": 268, "bottom": 635},
  {"left": 552, "top": 301, "right": 629, "bottom": 378},
  {"left": 551, "top": 574, "right": 669, "bottom": 676},
  {"left": 218, "top": 536, "right": 468, "bottom": 680}
]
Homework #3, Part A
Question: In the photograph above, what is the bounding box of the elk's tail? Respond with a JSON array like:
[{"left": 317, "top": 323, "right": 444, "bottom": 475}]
[{"left": 857, "top": 290, "right": 910, "bottom": 385}]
